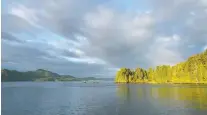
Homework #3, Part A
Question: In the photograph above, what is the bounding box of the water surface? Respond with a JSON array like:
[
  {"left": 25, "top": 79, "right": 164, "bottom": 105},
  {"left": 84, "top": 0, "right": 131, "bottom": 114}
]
[{"left": 2, "top": 82, "right": 207, "bottom": 115}]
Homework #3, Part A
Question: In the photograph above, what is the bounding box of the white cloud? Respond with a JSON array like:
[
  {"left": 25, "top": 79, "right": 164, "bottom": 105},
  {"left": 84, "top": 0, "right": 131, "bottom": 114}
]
[
  {"left": 124, "top": 13, "right": 154, "bottom": 42},
  {"left": 190, "top": 11, "right": 195, "bottom": 16},
  {"left": 84, "top": 6, "right": 115, "bottom": 29},
  {"left": 68, "top": 48, "right": 85, "bottom": 57},
  {"left": 61, "top": 56, "right": 106, "bottom": 64},
  {"left": 188, "top": 44, "right": 195, "bottom": 48},
  {"left": 146, "top": 35, "right": 184, "bottom": 67},
  {"left": 81, "top": 6, "right": 156, "bottom": 68},
  {"left": 9, "top": 4, "right": 38, "bottom": 26},
  {"left": 172, "top": 34, "right": 181, "bottom": 41},
  {"left": 2, "top": 0, "right": 207, "bottom": 77},
  {"left": 203, "top": 45, "right": 207, "bottom": 51},
  {"left": 200, "top": 0, "right": 207, "bottom": 6}
]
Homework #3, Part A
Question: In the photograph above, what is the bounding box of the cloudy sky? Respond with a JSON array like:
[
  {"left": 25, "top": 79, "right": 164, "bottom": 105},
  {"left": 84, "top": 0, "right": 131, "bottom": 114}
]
[{"left": 2, "top": 0, "right": 207, "bottom": 77}]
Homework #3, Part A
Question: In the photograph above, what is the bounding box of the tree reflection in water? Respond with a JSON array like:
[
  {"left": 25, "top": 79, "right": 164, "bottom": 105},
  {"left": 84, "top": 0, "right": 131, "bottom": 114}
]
[{"left": 116, "top": 84, "right": 207, "bottom": 110}]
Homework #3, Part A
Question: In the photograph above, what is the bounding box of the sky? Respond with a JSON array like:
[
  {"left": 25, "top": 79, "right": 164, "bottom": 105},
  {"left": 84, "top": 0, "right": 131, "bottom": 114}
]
[{"left": 1, "top": 0, "right": 207, "bottom": 77}]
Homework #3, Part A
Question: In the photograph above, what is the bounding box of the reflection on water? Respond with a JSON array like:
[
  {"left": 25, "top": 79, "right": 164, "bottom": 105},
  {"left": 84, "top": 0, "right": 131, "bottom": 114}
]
[
  {"left": 2, "top": 82, "right": 207, "bottom": 115},
  {"left": 117, "top": 84, "right": 207, "bottom": 110}
]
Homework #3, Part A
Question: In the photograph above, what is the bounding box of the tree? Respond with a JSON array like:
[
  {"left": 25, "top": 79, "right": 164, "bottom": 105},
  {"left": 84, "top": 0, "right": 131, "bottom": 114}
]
[{"left": 115, "top": 49, "right": 207, "bottom": 84}]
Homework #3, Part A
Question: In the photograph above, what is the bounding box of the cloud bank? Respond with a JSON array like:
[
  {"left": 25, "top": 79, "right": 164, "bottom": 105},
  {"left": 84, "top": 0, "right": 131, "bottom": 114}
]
[{"left": 2, "top": 0, "right": 207, "bottom": 77}]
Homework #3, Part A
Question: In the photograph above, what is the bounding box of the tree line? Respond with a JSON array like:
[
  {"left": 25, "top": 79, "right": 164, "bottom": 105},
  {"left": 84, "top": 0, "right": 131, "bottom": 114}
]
[{"left": 115, "top": 49, "right": 207, "bottom": 84}]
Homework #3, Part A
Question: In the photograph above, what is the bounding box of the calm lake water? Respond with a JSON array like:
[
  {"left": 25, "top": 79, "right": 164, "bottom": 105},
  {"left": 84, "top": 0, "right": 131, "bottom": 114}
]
[{"left": 2, "top": 82, "right": 207, "bottom": 115}]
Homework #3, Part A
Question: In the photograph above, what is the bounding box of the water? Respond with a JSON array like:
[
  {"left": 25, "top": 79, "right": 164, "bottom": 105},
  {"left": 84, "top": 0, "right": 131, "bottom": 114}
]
[{"left": 2, "top": 82, "right": 207, "bottom": 115}]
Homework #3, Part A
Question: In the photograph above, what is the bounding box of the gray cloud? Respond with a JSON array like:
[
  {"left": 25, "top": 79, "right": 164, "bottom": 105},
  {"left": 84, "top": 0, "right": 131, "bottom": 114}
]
[
  {"left": 2, "top": 0, "right": 207, "bottom": 77},
  {"left": 2, "top": 32, "right": 23, "bottom": 42},
  {"left": 152, "top": 0, "right": 207, "bottom": 58},
  {"left": 2, "top": 41, "right": 113, "bottom": 77},
  {"left": 2, "top": 14, "right": 34, "bottom": 33},
  {"left": 37, "top": 4, "right": 156, "bottom": 68}
]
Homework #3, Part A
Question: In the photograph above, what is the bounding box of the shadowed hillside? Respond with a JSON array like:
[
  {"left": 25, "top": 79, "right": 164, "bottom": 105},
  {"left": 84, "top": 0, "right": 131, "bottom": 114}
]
[{"left": 1, "top": 69, "right": 75, "bottom": 81}]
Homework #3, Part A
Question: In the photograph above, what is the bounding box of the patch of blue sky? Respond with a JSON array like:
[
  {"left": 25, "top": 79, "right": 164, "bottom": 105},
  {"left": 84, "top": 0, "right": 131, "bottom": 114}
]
[{"left": 106, "top": 0, "right": 152, "bottom": 13}]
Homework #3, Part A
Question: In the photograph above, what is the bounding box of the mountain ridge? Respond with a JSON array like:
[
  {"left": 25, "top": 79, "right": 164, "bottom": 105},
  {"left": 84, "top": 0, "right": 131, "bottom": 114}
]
[{"left": 1, "top": 69, "right": 102, "bottom": 82}]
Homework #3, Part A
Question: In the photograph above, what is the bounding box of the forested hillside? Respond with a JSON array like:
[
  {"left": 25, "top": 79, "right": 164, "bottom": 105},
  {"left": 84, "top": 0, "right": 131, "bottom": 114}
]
[
  {"left": 1, "top": 69, "right": 75, "bottom": 82},
  {"left": 1, "top": 69, "right": 107, "bottom": 82},
  {"left": 115, "top": 49, "right": 207, "bottom": 84}
]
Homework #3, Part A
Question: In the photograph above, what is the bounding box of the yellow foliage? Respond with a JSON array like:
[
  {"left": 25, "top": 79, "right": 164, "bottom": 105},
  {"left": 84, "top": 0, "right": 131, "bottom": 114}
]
[{"left": 115, "top": 49, "right": 207, "bottom": 84}]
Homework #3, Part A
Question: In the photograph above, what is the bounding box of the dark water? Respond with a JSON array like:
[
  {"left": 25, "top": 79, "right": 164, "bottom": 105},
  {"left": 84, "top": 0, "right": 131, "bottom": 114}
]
[{"left": 2, "top": 82, "right": 207, "bottom": 115}]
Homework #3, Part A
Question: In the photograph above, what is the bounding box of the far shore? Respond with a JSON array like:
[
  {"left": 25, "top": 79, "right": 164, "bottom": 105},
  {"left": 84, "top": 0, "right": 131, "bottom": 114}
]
[{"left": 115, "top": 82, "right": 207, "bottom": 84}]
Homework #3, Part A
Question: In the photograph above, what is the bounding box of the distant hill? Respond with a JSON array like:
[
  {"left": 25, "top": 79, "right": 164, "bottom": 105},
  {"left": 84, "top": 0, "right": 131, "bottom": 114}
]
[
  {"left": 1, "top": 69, "right": 76, "bottom": 82},
  {"left": 1, "top": 69, "right": 113, "bottom": 82},
  {"left": 96, "top": 78, "right": 114, "bottom": 81}
]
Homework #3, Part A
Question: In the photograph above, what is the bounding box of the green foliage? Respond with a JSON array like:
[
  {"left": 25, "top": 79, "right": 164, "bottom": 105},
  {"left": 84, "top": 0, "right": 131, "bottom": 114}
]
[
  {"left": 115, "top": 68, "right": 133, "bottom": 83},
  {"left": 1, "top": 69, "right": 107, "bottom": 82},
  {"left": 115, "top": 67, "right": 148, "bottom": 83},
  {"left": 1, "top": 69, "right": 75, "bottom": 82},
  {"left": 115, "top": 49, "right": 207, "bottom": 84}
]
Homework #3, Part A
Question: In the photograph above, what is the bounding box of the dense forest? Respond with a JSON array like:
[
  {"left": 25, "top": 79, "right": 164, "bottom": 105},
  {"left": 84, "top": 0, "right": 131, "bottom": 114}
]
[
  {"left": 1, "top": 69, "right": 97, "bottom": 82},
  {"left": 115, "top": 49, "right": 207, "bottom": 84}
]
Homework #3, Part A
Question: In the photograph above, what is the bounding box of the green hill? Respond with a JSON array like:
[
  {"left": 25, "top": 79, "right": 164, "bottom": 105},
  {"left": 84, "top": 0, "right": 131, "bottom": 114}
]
[
  {"left": 1, "top": 69, "right": 111, "bottom": 82},
  {"left": 115, "top": 49, "right": 207, "bottom": 84},
  {"left": 1, "top": 69, "right": 75, "bottom": 82}
]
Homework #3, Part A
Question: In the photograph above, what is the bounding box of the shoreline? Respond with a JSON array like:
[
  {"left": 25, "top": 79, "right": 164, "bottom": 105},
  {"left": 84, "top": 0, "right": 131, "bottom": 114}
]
[{"left": 114, "top": 82, "right": 207, "bottom": 84}]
